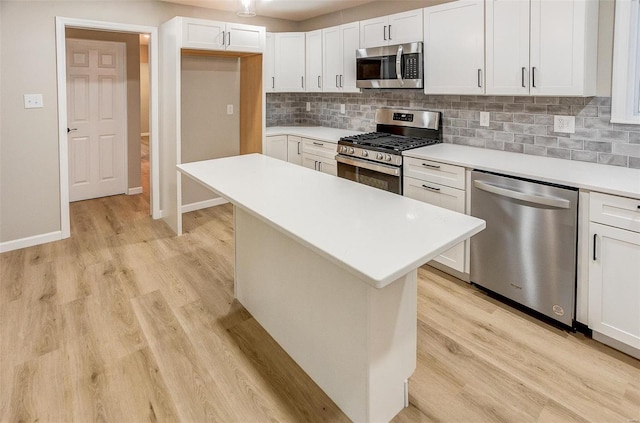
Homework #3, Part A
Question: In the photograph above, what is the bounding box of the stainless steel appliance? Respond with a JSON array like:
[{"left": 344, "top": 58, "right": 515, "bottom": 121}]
[
  {"left": 337, "top": 108, "right": 441, "bottom": 194},
  {"left": 470, "top": 171, "right": 579, "bottom": 327},
  {"left": 356, "top": 42, "right": 423, "bottom": 89}
]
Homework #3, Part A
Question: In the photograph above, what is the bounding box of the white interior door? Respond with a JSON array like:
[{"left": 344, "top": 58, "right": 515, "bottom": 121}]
[{"left": 67, "top": 38, "right": 127, "bottom": 202}]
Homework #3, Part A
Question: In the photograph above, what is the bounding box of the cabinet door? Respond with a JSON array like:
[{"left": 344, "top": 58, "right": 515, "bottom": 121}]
[
  {"left": 265, "top": 33, "right": 275, "bottom": 92},
  {"left": 387, "top": 9, "right": 423, "bottom": 45},
  {"left": 226, "top": 22, "right": 264, "bottom": 53},
  {"left": 360, "top": 16, "right": 388, "bottom": 48},
  {"left": 181, "top": 17, "right": 225, "bottom": 50},
  {"left": 287, "top": 136, "right": 303, "bottom": 165},
  {"left": 486, "top": 0, "right": 530, "bottom": 95},
  {"left": 322, "top": 26, "right": 342, "bottom": 93},
  {"left": 274, "top": 33, "right": 306, "bottom": 92},
  {"left": 318, "top": 157, "right": 337, "bottom": 176},
  {"left": 589, "top": 223, "right": 640, "bottom": 350},
  {"left": 302, "top": 156, "right": 319, "bottom": 171},
  {"left": 404, "top": 176, "right": 466, "bottom": 272},
  {"left": 265, "top": 135, "right": 288, "bottom": 161},
  {"left": 424, "top": 0, "right": 485, "bottom": 95},
  {"left": 306, "top": 30, "right": 323, "bottom": 92},
  {"left": 340, "top": 22, "right": 361, "bottom": 93},
  {"left": 530, "top": 0, "right": 596, "bottom": 96}
]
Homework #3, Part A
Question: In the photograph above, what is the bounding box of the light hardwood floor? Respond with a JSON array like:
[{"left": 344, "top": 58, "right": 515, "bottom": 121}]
[{"left": 2, "top": 191, "right": 640, "bottom": 422}]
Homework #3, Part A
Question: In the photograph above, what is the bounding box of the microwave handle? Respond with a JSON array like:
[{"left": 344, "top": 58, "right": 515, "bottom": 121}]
[{"left": 396, "top": 44, "right": 404, "bottom": 87}]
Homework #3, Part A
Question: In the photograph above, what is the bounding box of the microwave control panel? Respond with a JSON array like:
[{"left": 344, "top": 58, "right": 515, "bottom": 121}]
[{"left": 404, "top": 55, "right": 421, "bottom": 79}]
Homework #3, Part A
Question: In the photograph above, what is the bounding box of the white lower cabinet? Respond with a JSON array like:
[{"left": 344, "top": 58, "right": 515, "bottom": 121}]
[
  {"left": 403, "top": 157, "right": 467, "bottom": 274},
  {"left": 287, "top": 136, "right": 303, "bottom": 165},
  {"left": 302, "top": 138, "right": 337, "bottom": 176},
  {"left": 588, "top": 193, "right": 640, "bottom": 353}
]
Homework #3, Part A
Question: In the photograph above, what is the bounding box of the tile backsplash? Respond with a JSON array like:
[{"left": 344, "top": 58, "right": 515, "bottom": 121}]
[{"left": 266, "top": 91, "right": 640, "bottom": 169}]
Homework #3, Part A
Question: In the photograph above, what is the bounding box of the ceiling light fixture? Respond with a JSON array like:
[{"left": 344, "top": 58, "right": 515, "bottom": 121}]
[{"left": 237, "top": 0, "right": 256, "bottom": 17}]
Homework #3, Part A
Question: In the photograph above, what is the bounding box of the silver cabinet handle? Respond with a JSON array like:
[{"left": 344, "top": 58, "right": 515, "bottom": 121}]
[
  {"left": 318, "top": 162, "right": 322, "bottom": 172},
  {"left": 521, "top": 67, "right": 526, "bottom": 88},
  {"left": 532, "top": 67, "right": 537, "bottom": 88},
  {"left": 336, "top": 74, "right": 339, "bottom": 88},
  {"left": 421, "top": 163, "right": 440, "bottom": 169},
  {"left": 312, "top": 141, "right": 324, "bottom": 146},
  {"left": 477, "top": 68, "right": 482, "bottom": 88},
  {"left": 318, "top": 75, "right": 321, "bottom": 88},
  {"left": 383, "top": 25, "right": 387, "bottom": 41},
  {"left": 422, "top": 184, "right": 441, "bottom": 192},
  {"left": 388, "top": 24, "right": 392, "bottom": 40},
  {"left": 593, "top": 233, "right": 597, "bottom": 261},
  {"left": 222, "top": 31, "right": 225, "bottom": 46},
  {"left": 396, "top": 44, "right": 404, "bottom": 87},
  {"left": 473, "top": 180, "right": 571, "bottom": 209},
  {"left": 272, "top": 77, "right": 274, "bottom": 89},
  {"left": 297, "top": 142, "right": 301, "bottom": 155},
  {"left": 301, "top": 76, "right": 304, "bottom": 88},
  {"left": 228, "top": 32, "right": 231, "bottom": 46}
]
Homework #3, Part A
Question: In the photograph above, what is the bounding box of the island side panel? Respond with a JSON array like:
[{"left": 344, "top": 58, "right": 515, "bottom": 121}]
[{"left": 234, "top": 206, "right": 417, "bottom": 423}]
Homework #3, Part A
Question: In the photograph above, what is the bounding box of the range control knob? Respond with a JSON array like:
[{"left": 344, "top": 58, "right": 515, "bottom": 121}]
[
  {"left": 362, "top": 150, "right": 369, "bottom": 157},
  {"left": 385, "top": 154, "right": 392, "bottom": 162},
  {"left": 348, "top": 147, "right": 355, "bottom": 154}
]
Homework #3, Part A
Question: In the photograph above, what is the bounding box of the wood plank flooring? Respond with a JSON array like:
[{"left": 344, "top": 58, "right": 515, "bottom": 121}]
[{"left": 2, "top": 191, "right": 640, "bottom": 422}]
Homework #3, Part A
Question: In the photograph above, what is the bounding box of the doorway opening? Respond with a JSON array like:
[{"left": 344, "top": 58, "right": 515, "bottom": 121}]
[{"left": 55, "top": 17, "right": 159, "bottom": 239}]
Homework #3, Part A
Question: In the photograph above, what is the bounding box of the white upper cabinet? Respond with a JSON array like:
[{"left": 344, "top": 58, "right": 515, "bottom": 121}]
[
  {"left": 306, "top": 30, "right": 323, "bottom": 92},
  {"left": 486, "top": 0, "right": 599, "bottom": 96},
  {"left": 485, "top": 0, "right": 530, "bottom": 95},
  {"left": 529, "top": 0, "right": 599, "bottom": 96},
  {"left": 180, "top": 17, "right": 264, "bottom": 52},
  {"left": 265, "top": 33, "right": 275, "bottom": 92},
  {"left": 323, "top": 22, "right": 360, "bottom": 93},
  {"left": 360, "top": 9, "right": 423, "bottom": 48},
  {"left": 274, "top": 32, "right": 306, "bottom": 92},
  {"left": 424, "top": 1, "right": 485, "bottom": 95}
]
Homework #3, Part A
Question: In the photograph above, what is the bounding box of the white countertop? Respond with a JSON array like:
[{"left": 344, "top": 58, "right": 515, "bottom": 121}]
[
  {"left": 178, "top": 154, "right": 485, "bottom": 288},
  {"left": 266, "top": 126, "right": 363, "bottom": 143},
  {"left": 405, "top": 144, "right": 640, "bottom": 200}
]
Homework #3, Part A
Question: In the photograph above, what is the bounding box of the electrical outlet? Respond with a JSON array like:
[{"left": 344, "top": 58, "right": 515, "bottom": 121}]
[
  {"left": 24, "top": 94, "right": 43, "bottom": 109},
  {"left": 227, "top": 104, "right": 233, "bottom": 115},
  {"left": 306, "top": 102, "right": 311, "bottom": 112},
  {"left": 340, "top": 104, "right": 346, "bottom": 114},
  {"left": 554, "top": 115, "right": 575, "bottom": 134},
  {"left": 480, "top": 112, "right": 490, "bottom": 127}
]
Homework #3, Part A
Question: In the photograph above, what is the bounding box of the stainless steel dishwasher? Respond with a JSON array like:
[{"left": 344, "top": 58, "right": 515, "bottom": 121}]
[{"left": 470, "top": 170, "right": 578, "bottom": 327}]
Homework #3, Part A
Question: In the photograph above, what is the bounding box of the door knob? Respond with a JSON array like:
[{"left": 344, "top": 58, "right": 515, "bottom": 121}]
[{"left": 67, "top": 128, "right": 78, "bottom": 133}]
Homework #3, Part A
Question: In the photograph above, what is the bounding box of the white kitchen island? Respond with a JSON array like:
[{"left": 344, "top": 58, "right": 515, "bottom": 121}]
[{"left": 178, "top": 154, "right": 485, "bottom": 423}]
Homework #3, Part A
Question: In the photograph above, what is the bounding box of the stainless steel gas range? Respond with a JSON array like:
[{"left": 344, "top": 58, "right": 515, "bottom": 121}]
[{"left": 336, "top": 108, "right": 442, "bottom": 194}]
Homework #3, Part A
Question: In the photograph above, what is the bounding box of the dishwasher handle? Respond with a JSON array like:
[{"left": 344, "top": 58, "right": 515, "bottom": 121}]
[{"left": 473, "top": 180, "right": 571, "bottom": 209}]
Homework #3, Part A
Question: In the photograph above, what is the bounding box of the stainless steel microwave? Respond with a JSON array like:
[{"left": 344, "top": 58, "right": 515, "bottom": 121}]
[{"left": 356, "top": 42, "right": 423, "bottom": 89}]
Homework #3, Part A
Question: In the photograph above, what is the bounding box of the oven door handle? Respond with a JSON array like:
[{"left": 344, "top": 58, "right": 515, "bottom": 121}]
[
  {"left": 396, "top": 44, "right": 404, "bottom": 87},
  {"left": 336, "top": 155, "right": 400, "bottom": 177}
]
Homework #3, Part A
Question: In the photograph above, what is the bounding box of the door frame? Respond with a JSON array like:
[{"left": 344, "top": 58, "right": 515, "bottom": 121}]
[{"left": 55, "top": 17, "right": 160, "bottom": 239}]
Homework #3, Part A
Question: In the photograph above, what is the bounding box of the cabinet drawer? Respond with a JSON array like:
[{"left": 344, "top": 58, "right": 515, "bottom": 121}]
[
  {"left": 404, "top": 157, "right": 465, "bottom": 189},
  {"left": 302, "top": 138, "right": 337, "bottom": 159},
  {"left": 590, "top": 192, "right": 640, "bottom": 233},
  {"left": 403, "top": 177, "right": 465, "bottom": 213}
]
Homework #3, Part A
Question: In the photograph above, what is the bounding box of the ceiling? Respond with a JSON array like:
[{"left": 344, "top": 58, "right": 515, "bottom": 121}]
[{"left": 162, "top": 0, "right": 378, "bottom": 21}]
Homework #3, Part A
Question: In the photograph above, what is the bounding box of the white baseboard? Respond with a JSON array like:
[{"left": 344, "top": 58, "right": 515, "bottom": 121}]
[
  {"left": 182, "top": 197, "right": 228, "bottom": 213},
  {"left": 0, "top": 230, "right": 64, "bottom": 253},
  {"left": 128, "top": 186, "right": 143, "bottom": 195},
  {"left": 141, "top": 132, "right": 150, "bottom": 137}
]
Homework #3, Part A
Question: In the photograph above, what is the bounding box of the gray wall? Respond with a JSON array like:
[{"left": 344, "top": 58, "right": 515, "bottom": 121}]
[
  {"left": 0, "top": 0, "right": 294, "bottom": 244},
  {"left": 267, "top": 92, "right": 640, "bottom": 169}
]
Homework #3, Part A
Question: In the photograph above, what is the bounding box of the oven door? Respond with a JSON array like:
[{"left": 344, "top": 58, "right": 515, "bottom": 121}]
[{"left": 336, "top": 155, "right": 402, "bottom": 194}]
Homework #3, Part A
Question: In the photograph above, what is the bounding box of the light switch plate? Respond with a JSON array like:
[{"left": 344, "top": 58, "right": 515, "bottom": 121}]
[
  {"left": 24, "top": 94, "right": 43, "bottom": 109},
  {"left": 554, "top": 115, "right": 575, "bottom": 134},
  {"left": 227, "top": 104, "right": 233, "bottom": 115},
  {"left": 480, "top": 112, "right": 490, "bottom": 127},
  {"left": 340, "top": 104, "right": 346, "bottom": 114}
]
